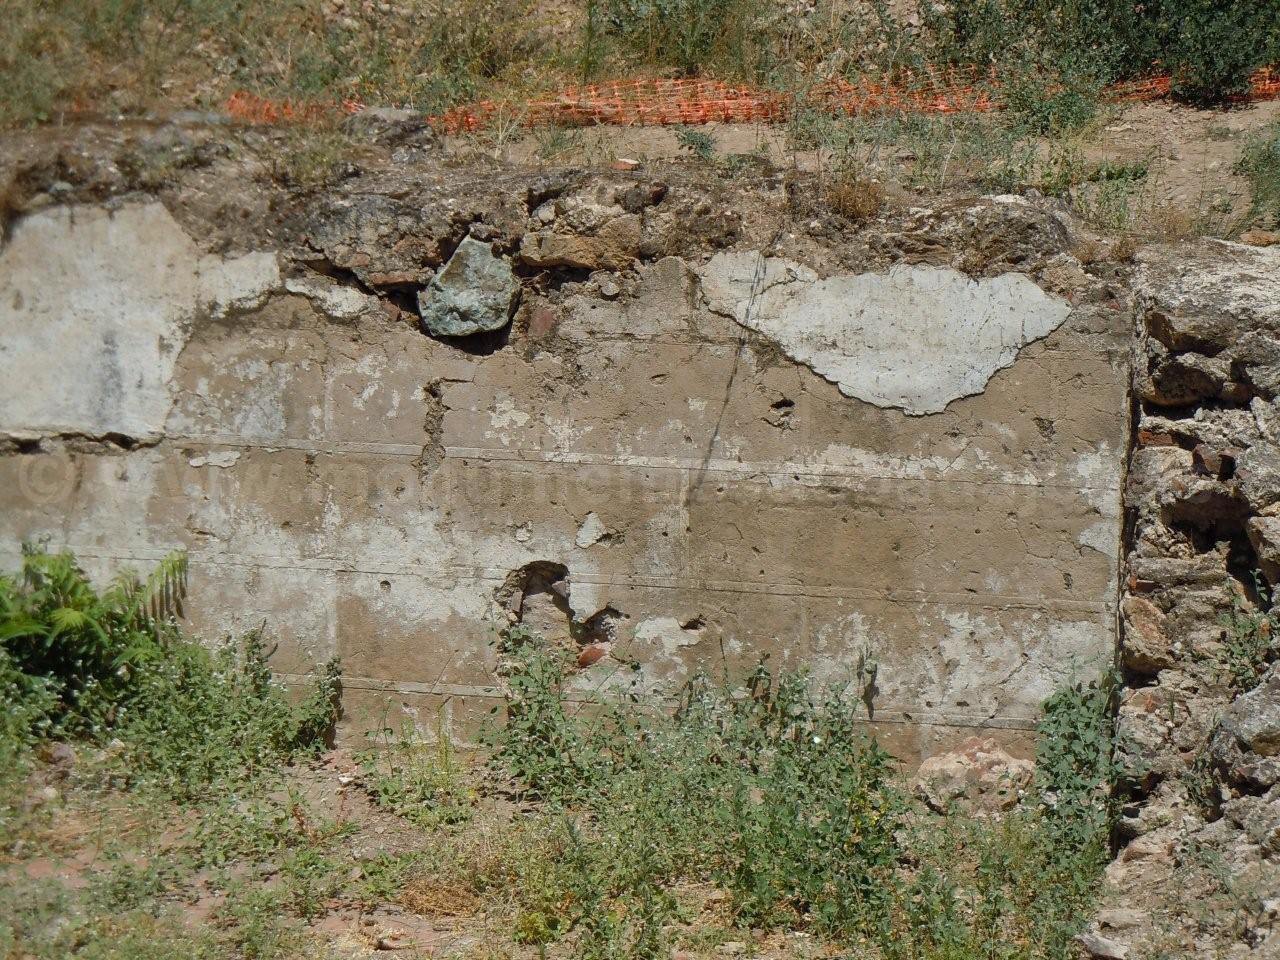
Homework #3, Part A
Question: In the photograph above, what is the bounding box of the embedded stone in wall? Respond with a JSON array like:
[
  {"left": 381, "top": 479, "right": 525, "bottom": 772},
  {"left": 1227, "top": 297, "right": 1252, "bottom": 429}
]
[
  {"left": 417, "top": 236, "right": 519, "bottom": 338},
  {"left": 699, "top": 253, "right": 1072, "bottom": 416}
]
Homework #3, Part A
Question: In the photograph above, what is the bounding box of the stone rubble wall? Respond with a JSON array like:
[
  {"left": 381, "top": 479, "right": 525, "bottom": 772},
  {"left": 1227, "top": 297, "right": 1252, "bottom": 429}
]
[{"left": 1094, "top": 239, "right": 1280, "bottom": 958}]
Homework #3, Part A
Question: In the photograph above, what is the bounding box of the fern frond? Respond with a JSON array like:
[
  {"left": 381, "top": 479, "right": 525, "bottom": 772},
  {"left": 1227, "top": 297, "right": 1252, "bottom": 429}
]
[
  {"left": 0, "top": 616, "right": 48, "bottom": 643},
  {"left": 121, "top": 551, "right": 188, "bottom": 635},
  {"left": 49, "top": 606, "right": 91, "bottom": 635}
]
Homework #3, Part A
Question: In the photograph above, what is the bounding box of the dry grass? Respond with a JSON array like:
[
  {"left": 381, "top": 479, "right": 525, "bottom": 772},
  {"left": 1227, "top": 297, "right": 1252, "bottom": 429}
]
[
  {"left": 0, "top": 0, "right": 552, "bottom": 128},
  {"left": 827, "top": 174, "right": 886, "bottom": 222},
  {"left": 400, "top": 877, "right": 481, "bottom": 917}
]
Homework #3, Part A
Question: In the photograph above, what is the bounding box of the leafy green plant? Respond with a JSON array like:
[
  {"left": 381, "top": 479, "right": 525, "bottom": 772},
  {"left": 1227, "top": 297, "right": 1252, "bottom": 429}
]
[
  {"left": 1157, "top": 0, "right": 1278, "bottom": 105},
  {"left": 1237, "top": 122, "right": 1280, "bottom": 229},
  {"left": 483, "top": 639, "right": 1117, "bottom": 960},
  {"left": 487, "top": 644, "right": 905, "bottom": 951},
  {"left": 674, "top": 125, "right": 718, "bottom": 162},
  {"left": 359, "top": 715, "right": 476, "bottom": 827},
  {"left": 0, "top": 546, "right": 187, "bottom": 737},
  {"left": 0, "top": 548, "right": 341, "bottom": 797},
  {"left": 1216, "top": 578, "right": 1276, "bottom": 693},
  {"left": 482, "top": 632, "right": 592, "bottom": 798},
  {"left": 116, "top": 629, "right": 341, "bottom": 798}
]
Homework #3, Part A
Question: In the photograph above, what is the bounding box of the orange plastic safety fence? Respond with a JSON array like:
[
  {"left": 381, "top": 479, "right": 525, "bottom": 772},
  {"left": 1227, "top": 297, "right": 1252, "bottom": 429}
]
[
  {"left": 223, "top": 65, "right": 1280, "bottom": 132},
  {"left": 224, "top": 90, "right": 364, "bottom": 125}
]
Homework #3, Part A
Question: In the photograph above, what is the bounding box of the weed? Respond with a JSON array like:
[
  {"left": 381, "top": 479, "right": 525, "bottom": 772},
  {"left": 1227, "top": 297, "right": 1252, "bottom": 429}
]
[
  {"left": 533, "top": 125, "right": 588, "bottom": 163},
  {"left": 218, "top": 885, "right": 314, "bottom": 960},
  {"left": 1236, "top": 122, "right": 1280, "bottom": 229},
  {"left": 359, "top": 715, "right": 477, "bottom": 828},
  {"left": 827, "top": 175, "right": 885, "bottom": 223},
  {"left": 271, "top": 127, "right": 363, "bottom": 191},
  {"left": 351, "top": 851, "right": 427, "bottom": 905},
  {"left": 280, "top": 847, "right": 345, "bottom": 919},
  {"left": 674, "top": 125, "right": 718, "bottom": 163},
  {"left": 87, "top": 859, "right": 174, "bottom": 914},
  {"left": 602, "top": 0, "right": 770, "bottom": 79},
  {"left": 115, "top": 628, "right": 341, "bottom": 798},
  {"left": 478, "top": 640, "right": 1118, "bottom": 959},
  {"left": 1215, "top": 577, "right": 1277, "bottom": 693}
]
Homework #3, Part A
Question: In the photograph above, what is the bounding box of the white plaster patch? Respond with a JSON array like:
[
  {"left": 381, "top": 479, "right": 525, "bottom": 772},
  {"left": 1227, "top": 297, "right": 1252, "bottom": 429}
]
[
  {"left": 1077, "top": 519, "right": 1115, "bottom": 555},
  {"left": 575, "top": 512, "right": 608, "bottom": 548},
  {"left": 188, "top": 450, "right": 242, "bottom": 469},
  {"left": 634, "top": 616, "right": 702, "bottom": 656},
  {"left": 0, "top": 203, "right": 280, "bottom": 438},
  {"left": 700, "top": 253, "right": 1071, "bottom": 416},
  {"left": 284, "top": 274, "right": 371, "bottom": 319}
]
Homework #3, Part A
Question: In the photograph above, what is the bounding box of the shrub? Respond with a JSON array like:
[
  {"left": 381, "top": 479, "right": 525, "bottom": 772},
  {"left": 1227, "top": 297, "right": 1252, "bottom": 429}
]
[
  {"left": 912, "top": 0, "right": 1277, "bottom": 112},
  {"left": 0, "top": 546, "right": 189, "bottom": 737},
  {"left": 603, "top": 0, "right": 771, "bottom": 79},
  {"left": 0, "top": 548, "right": 341, "bottom": 796},
  {"left": 1215, "top": 578, "right": 1277, "bottom": 693},
  {"left": 1158, "top": 0, "right": 1279, "bottom": 105}
]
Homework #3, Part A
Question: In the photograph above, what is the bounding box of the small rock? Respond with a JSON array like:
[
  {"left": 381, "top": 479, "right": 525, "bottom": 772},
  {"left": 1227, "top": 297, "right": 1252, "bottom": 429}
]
[
  {"left": 25, "top": 785, "right": 60, "bottom": 811},
  {"left": 597, "top": 275, "right": 621, "bottom": 299},
  {"left": 611, "top": 158, "right": 640, "bottom": 171},
  {"left": 417, "top": 236, "right": 519, "bottom": 338},
  {"left": 1241, "top": 228, "right": 1280, "bottom": 247},
  {"left": 1121, "top": 595, "right": 1175, "bottom": 674},
  {"left": 1247, "top": 517, "right": 1280, "bottom": 585},
  {"left": 912, "top": 737, "right": 1035, "bottom": 815},
  {"left": 577, "top": 644, "right": 607, "bottom": 668},
  {"left": 1076, "top": 930, "right": 1129, "bottom": 959},
  {"left": 1139, "top": 350, "right": 1228, "bottom": 406},
  {"left": 1209, "top": 667, "right": 1280, "bottom": 788},
  {"left": 41, "top": 741, "right": 77, "bottom": 770},
  {"left": 1096, "top": 908, "right": 1146, "bottom": 931}
]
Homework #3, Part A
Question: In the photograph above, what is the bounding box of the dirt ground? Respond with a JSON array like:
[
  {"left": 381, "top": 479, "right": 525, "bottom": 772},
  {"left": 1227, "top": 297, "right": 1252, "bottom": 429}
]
[
  {"left": 0, "top": 748, "right": 837, "bottom": 960},
  {"left": 451, "top": 97, "right": 1280, "bottom": 238}
]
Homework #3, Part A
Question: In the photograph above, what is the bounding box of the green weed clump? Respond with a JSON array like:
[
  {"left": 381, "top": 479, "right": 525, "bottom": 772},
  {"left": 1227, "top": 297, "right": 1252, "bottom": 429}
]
[
  {"left": 1215, "top": 577, "right": 1278, "bottom": 693},
  {"left": 358, "top": 717, "right": 477, "bottom": 828},
  {"left": 0, "top": 547, "right": 340, "bottom": 796},
  {"left": 481, "top": 639, "right": 1118, "bottom": 960},
  {"left": 1237, "top": 122, "right": 1280, "bottom": 230}
]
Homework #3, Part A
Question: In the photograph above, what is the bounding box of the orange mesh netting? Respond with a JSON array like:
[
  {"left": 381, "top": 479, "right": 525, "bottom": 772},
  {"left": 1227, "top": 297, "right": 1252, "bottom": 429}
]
[
  {"left": 225, "top": 91, "right": 365, "bottom": 124},
  {"left": 224, "top": 66, "right": 1280, "bottom": 132}
]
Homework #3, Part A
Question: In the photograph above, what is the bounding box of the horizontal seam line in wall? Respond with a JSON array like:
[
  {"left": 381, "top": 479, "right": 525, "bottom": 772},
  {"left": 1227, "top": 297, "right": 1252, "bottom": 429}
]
[
  {"left": 276, "top": 672, "right": 1040, "bottom": 732},
  {"left": 61, "top": 548, "right": 1115, "bottom": 613},
  {"left": 161, "top": 434, "right": 1119, "bottom": 493},
  {"left": 529, "top": 334, "right": 1131, "bottom": 357}
]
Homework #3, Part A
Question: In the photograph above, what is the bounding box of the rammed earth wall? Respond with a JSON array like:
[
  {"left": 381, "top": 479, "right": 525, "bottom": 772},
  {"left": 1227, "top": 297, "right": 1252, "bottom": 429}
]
[{"left": 0, "top": 151, "right": 1133, "bottom": 760}]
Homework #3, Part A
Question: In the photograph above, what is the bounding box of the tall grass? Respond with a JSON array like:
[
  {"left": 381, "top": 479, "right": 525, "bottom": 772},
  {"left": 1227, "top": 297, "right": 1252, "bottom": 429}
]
[{"left": 1, "top": 0, "right": 1276, "bottom": 127}]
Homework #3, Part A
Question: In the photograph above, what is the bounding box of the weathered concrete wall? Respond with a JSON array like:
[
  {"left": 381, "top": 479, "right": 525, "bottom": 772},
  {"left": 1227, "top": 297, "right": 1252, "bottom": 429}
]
[{"left": 0, "top": 179, "right": 1130, "bottom": 760}]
